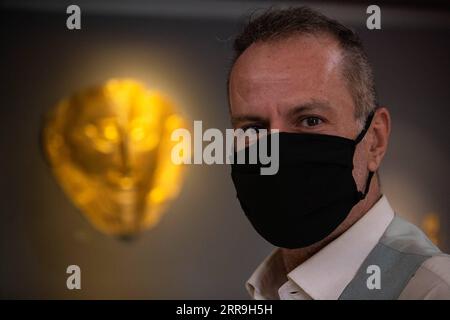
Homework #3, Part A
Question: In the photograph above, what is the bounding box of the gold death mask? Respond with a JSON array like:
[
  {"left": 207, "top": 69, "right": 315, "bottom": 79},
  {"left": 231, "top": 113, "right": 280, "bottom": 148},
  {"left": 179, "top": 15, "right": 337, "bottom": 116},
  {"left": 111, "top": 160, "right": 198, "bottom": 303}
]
[{"left": 43, "top": 79, "right": 187, "bottom": 237}]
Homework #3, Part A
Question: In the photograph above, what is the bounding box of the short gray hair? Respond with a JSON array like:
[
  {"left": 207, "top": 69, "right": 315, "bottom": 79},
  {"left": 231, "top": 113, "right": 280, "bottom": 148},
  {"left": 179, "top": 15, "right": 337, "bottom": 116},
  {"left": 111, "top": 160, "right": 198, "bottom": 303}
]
[{"left": 231, "top": 6, "right": 378, "bottom": 123}]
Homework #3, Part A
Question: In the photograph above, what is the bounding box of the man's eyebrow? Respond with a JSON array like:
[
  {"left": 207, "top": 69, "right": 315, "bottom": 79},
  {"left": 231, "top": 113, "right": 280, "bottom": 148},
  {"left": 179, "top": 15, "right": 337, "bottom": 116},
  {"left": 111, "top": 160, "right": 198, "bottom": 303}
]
[
  {"left": 231, "top": 114, "right": 268, "bottom": 126},
  {"left": 231, "top": 100, "right": 334, "bottom": 126},
  {"left": 286, "top": 100, "right": 334, "bottom": 118}
]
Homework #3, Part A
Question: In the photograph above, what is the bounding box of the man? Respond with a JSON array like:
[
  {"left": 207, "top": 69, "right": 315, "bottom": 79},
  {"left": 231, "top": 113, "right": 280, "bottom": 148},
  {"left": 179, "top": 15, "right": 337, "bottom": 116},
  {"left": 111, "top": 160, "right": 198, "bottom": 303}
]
[{"left": 228, "top": 7, "right": 450, "bottom": 300}]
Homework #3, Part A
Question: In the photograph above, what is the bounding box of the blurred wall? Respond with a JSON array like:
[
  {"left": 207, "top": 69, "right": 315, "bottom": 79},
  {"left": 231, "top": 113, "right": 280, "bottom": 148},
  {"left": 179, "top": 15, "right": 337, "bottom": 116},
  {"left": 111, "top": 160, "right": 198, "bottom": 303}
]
[{"left": 1, "top": 1, "right": 449, "bottom": 299}]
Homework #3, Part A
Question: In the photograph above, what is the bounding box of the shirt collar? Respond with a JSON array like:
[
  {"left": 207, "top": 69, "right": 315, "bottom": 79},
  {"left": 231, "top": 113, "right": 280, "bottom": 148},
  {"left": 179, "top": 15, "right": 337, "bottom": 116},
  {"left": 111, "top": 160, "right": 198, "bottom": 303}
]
[
  {"left": 246, "top": 249, "right": 287, "bottom": 299},
  {"left": 246, "top": 195, "right": 395, "bottom": 300}
]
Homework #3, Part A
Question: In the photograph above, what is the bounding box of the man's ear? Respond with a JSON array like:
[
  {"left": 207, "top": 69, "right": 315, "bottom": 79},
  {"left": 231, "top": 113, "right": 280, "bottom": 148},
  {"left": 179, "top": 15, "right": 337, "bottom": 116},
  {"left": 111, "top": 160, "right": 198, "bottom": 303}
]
[{"left": 367, "top": 107, "right": 391, "bottom": 172}]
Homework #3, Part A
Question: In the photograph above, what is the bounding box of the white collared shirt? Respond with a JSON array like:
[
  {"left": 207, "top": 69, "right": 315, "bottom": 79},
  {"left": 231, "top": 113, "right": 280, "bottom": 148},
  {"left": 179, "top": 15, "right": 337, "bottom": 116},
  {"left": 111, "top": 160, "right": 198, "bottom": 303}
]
[{"left": 246, "top": 195, "right": 450, "bottom": 300}]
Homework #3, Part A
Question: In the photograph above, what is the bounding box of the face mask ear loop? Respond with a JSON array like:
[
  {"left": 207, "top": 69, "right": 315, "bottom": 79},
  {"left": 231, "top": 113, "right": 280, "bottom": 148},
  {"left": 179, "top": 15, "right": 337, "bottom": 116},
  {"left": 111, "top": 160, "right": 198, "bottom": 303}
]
[
  {"left": 355, "top": 110, "right": 376, "bottom": 200},
  {"left": 354, "top": 111, "right": 375, "bottom": 145},
  {"left": 359, "top": 170, "right": 374, "bottom": 200}
]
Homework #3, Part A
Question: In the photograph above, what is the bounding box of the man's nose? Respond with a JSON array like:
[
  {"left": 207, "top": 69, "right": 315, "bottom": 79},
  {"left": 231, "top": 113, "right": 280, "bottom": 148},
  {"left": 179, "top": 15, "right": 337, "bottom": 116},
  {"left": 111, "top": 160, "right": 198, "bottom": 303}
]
[{"left": 269, "top": 117, "right": 291, "bottom": 132}]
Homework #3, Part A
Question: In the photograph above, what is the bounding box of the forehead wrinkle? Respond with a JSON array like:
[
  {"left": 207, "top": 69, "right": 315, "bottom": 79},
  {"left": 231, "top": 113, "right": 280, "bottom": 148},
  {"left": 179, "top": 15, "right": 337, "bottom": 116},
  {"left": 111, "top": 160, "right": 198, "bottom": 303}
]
[
  {"left": 232, "top": 73, "right": 295, "bottom": 101},
  {"left": 230, "top": 73, "right": 293, "bottom": 114}
]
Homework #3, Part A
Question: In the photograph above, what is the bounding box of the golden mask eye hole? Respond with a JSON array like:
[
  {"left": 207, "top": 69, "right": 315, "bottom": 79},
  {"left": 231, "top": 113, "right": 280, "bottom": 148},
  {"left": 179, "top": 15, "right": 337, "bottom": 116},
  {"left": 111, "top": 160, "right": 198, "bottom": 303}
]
[
  {"left": 103, "top": 124, "right": 119, "bottom": 141},
  {"left": 84, "top": 124, "right": 98, "bottom": 139}
]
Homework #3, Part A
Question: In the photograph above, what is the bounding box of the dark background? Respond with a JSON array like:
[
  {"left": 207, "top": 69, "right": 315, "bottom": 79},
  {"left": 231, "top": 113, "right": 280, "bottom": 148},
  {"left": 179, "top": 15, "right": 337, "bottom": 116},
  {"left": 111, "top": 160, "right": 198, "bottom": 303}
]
[{"left": 1, "top": 0, "right": 449, "bottom": 299}]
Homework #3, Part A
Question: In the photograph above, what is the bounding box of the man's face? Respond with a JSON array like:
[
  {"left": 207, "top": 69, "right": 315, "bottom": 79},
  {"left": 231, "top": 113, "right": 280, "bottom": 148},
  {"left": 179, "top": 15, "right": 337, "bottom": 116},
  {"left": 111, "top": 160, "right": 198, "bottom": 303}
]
[
  {"left": 229, "top": 33, "right": 371, "bottom": 186},
  {"left": 229, "top": 34, "right": 374, "bottom": 247}
]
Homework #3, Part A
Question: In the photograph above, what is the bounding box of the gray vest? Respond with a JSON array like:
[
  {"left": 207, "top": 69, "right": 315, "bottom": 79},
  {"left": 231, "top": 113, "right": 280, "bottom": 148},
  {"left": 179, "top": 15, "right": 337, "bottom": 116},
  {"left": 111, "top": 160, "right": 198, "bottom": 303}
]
[{"left": 339, "top": 215, "right": 441, "bottom": 299}]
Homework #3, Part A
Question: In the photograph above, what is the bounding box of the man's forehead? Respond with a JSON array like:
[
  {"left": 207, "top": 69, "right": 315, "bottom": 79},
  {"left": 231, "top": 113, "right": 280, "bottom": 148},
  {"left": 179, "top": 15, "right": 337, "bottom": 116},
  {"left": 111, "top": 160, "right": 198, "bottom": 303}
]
[
  {"left": 230, "top": 37, "right": 344, "bottom": 107},
  {"left": 228, "top": 34, "right": 356, "bottom": 122},
  {"left": 231, "top": 33, "right": 343, "bottom": 80}
]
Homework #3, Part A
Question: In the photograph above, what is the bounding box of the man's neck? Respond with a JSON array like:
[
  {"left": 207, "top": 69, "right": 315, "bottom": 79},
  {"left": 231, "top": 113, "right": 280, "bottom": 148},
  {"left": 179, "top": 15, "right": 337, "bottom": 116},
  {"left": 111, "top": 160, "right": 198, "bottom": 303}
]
[{"left": 281, "top": 230, "right": 342, "bottom": 273}]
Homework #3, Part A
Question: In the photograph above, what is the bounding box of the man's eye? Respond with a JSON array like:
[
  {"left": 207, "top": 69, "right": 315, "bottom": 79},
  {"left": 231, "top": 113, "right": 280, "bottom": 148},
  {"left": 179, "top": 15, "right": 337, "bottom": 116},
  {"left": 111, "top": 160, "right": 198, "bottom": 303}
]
[
  {"left": 301, "top": 117, "right": 323, "bottom": 127},
  {"left": 241, "top": 125, "right": 264, "bottom": 132}
]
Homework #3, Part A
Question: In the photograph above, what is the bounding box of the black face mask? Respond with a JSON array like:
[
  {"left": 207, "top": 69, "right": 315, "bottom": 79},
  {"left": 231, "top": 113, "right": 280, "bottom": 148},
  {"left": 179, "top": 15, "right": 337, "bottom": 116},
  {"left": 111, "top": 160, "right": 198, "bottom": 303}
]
[{"left": 231, "top": 113, "right": 375, "bottom": 249}]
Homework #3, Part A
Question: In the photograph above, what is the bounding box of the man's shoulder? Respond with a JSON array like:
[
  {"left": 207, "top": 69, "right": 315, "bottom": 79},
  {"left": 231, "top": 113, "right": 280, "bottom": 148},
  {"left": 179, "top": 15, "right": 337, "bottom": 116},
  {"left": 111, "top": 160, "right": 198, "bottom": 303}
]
[
  {"left": 380, "top": 215, "right": 441, "bottom": 256},
  {"left": 399, "top": 254, "right": 450, "bottom": 299},
  {"left": 419, "top": 254, "right": 450, "bottom": 286},
  {"left": 376, "top": 214, "right": 450, "bottom": 299}
]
